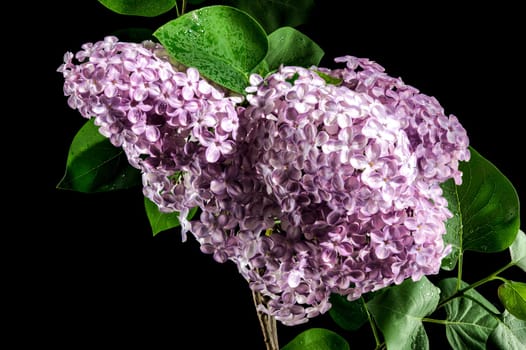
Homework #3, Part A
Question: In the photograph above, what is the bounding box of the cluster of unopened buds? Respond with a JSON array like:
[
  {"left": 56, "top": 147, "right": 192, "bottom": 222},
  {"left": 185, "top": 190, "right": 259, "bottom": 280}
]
[{"left": 59, "top": 36, "right": 470, "bottom": 325}]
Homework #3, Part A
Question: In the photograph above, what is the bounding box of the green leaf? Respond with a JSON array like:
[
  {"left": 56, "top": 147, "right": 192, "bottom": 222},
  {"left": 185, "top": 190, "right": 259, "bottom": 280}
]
[
  {"left": 488, "top": 310, "right": 526, "bottom": 350},
  {"left": 441, "top": 177, "right": 462, "bottom": 270},
  {"left": 145, "top": 197, "right": 199, "bottom": 236},
  {"left": 265, "top": 27, "right": 324, "bottom": 71},
  {"left": 145, "top": 197, "right": 181, "bottom": 235},
  {"left": 328, "top": 294, "right": 368, "bottom": 331},
  {"left": 281, "top": 328, "right": 349, "bottom": 350},
  {"left": 438, "top": 278, "right": 499, "bottom": 350},
  {"left": 57, "top": 119, "right": 141, "bottom": 192},
  {"left": 153, "top": 5, "right": 268, "bottom": 94},
  {"left": 441, "top": 147, "right": 520, "bottom": 269},
  {"left": 498, "top": 281, "right": 526, "bottom": 321},
  {"left": 510, "top": 229, "right": 526, "bottom": 272},
  {"left": 224, "top": 0, "right": 315, "bottom": 33},
  {"left": 367, "top": 277, "right": 440, "bottom": 350},
  {"left": 98, "top": 0, "right": 176, "bottom": 17}
]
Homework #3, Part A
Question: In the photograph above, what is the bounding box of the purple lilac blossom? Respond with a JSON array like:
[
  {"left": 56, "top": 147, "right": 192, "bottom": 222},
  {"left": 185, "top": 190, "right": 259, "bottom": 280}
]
[
  {"left": 58, "top": 36, "right": 242, "bottom": 240},
  {"left": 59, "top": 37, "right": 470, "bottom": 325},
  {"left": 230, "top": 63, "right": 469, "bottom": 324}
]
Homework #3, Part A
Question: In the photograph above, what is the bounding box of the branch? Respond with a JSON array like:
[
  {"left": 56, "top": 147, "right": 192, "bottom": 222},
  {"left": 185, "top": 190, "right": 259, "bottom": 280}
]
[{"left": 252, "top": 290, "right": 279, "bottom": 350}]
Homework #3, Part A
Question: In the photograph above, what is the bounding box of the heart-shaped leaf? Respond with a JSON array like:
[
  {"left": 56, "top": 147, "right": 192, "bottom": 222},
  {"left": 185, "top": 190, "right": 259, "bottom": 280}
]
[
  {"left": 441, "top": 147, "right": 520, "bottom": 270},
  {"left": 488, "top": 310, "right": 526, "bottom": 350},
  {"left": 98, "top": 0, "right": 176, "bottom": 17},
  {"left": 154, "top": 5, "right": 268, "bottom": 94},
  {"left": 439, "top": 278, "right": 499, "bottom": 350},
  {"left": 281, "top": 328, "right": 349, "bottom": 350},
  {"left": 510, "top": 230, "right": 526, "bottom": 272},
  {"left": 367, "top": 277, "right": 440, "bottom": 350},
  {"left": 265, "top": 26, "right": 324, "bottom": 71},
  {"left": 498, "top": 281, "right": 526, "bottom": 320},
  {"left": 57, "top": 119, "right": 140, "bottom": 193}
]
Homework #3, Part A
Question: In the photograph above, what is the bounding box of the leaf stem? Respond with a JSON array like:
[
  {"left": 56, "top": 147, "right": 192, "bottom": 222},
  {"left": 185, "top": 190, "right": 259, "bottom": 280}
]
[
  {"left": 465, "top": 261, "right": 514, "bottom": 291},
  {"left": 362, "top": 298, "right": 382, "bottom": 349},
  {"left": 181, "top": 0, "right": 187, "bottom": 15},
  {"left": 252, "top": 290, "right": 279, "bottom": 350},
  {"left": 174, "top": 1, "right": 180, "bottom": 17},
  {"left": 439, "top": 261, "right": 515, "bottom": 307},
  {"left": 456, "top": 249, "right": 463, "bottom": 291}
]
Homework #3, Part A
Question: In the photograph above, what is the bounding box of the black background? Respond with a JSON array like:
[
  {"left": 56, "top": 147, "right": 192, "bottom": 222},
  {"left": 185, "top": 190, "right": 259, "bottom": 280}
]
[{"left": 20, "top": 1, "right": 524, "bottom": 348}]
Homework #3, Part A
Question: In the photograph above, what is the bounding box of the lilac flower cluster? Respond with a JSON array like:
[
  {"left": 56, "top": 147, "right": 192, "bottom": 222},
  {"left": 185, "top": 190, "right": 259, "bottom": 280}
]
[
  {"left": 59, "top": 37, "right": 470, "bottom": 325},
  {"left": 235, "top": 62, "right": 470, "bottom": 324},
  {"left": 58, "top": 36, "right": 242, "bottom": 237}
]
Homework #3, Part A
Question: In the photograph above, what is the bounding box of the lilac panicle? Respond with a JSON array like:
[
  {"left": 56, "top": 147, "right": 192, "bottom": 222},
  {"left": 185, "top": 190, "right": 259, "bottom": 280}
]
[
  {"left": 58, "top": 36, "right": 242, "bottom": 241},
  {"left": 59, "top": 38, "right": 469, "bottom": 325},
  {"left": 227, "top": 63, "right": 468, "bottom": 324}
]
